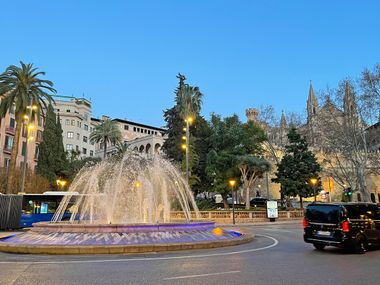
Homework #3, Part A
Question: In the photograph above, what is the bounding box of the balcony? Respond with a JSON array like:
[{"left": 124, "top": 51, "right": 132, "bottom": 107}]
[
  {"left": 5, "top": 127, "right": 15, "bottom": 135},
  {"left": 3, "top": 145, "right": 12, "bottom": 154}
]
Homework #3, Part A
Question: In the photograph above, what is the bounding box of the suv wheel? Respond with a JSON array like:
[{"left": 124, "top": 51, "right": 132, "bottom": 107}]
[
  {"left": 353, "top": 235, "right": 367, "bottom": 254},
  {"left": 313, "top": 243, "right": 326, "bottom": 250}
]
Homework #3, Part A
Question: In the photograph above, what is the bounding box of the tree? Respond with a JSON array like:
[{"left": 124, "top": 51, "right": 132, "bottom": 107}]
[
  {"left": 36, "top": 104, "right": 68, "bottom": 187},
  {"left": 236, "top": 155, "right": 271, "bottom": 209},
  {"left": 90, "top": 119, "right": 122, "bottom": 159},
  {"left": 316, "top": 80, "right": 379, "bottom": 202},
  {"left": 162, "top": 73, "right": 206, "bottom": 189},
  {"left": 0, "top": 62, "right": 55, "bottom": 194},
  {"left": 272, "top": 128, "right": 321, "bottom": 208},
  {"left": 360, "top": 63, "right": 380, "bottom": 125},
  {"left": 206, "top": 114, "right": 267, "bottom": 208}
]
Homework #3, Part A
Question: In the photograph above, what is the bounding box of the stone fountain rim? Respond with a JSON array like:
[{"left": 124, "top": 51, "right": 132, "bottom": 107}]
[{"left": 31, "top": 221, "right": 216, "bottom": 233}]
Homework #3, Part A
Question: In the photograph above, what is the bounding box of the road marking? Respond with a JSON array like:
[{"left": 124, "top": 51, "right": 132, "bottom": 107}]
[
  {"left": 0, "top": 234, "right": 278, "bottom": 265},
  {"left": 164, "top": 270, "right": 241, "bottom": 280}
]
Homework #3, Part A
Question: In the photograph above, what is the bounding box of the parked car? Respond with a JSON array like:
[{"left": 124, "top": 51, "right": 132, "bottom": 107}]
[
  {"left": 250, "top": 197, "right": 268, "bottom": 207},
  {"left": 303, "top": 202, "right": 380, "bottom": 253}
]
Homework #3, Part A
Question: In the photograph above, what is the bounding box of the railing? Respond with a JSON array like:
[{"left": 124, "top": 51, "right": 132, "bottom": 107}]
[
  {"left": 170, "top": 210, "right": 304, "bottom": 223},
  {"left": 3, "top": 145, "right": 12, "bottom": 154},
  {"left": 5, "top": 127, "right": 15, "bottom": 135}
]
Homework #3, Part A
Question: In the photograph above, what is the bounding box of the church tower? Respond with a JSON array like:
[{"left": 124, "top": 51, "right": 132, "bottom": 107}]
[
  {"left": 279, "top": 110, "right": 287, "bottom": 146},
  {"left": 307, "top": 82, "right": 319, "bottom": 123},
  {"left": 306, "top": 82, "right": 319, "bottom": 145},
  {"left": 343, "top": 81, "right": 358, "bottom": 126}
]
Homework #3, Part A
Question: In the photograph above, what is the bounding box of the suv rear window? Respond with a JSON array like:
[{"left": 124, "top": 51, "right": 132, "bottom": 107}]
[{"left": 306, "top": 205, "right": 342, "bottom": 223}]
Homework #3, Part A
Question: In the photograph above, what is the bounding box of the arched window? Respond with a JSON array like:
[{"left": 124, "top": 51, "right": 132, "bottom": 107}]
[
  {"left": 370, "top": 193, "right": 376, "bottom": 203},
  {"left": 357, "top": 193, "right": 361, "bottom": 202}
]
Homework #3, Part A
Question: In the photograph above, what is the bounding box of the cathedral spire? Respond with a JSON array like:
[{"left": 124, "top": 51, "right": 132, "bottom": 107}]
[
  {"left": 307, "top": 81, "right": 319, "bottom": 121},
  {"left": 280, "top": 110, "right": 287, "bottom": 129}
]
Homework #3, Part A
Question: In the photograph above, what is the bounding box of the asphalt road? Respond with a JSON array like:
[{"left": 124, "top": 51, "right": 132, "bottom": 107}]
[{"left": 1, "top": 222, "right": 379, "bottom": 285}]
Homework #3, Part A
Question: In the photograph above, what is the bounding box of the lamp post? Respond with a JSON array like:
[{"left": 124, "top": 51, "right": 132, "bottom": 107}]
[
  {"left": 184, "top": 116, "right": 194, "bottom": 184},
  {"left": 20, "top": 101, "right": 37, "bottom": 193},
  {"left": 229, "top": 179, "right": 236, "bottom": 225},
  {"left": 310, "top": 178, "right": 318, "bottom": 202},
  {"left": 56, "top": 179, "right": 67, "bottom": 191}
]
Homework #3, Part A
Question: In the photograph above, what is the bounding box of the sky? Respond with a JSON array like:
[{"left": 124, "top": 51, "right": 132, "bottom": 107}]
[{"left": 1, "top": 1, "right": 379, "bottom": 127}]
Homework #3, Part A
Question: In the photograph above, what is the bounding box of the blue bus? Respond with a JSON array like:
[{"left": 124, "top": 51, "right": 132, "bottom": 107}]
[{"left": 20, "top": 192, "right": 78, "bottom": 227}]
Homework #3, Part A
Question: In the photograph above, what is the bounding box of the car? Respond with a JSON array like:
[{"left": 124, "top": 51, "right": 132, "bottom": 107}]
[
  {"left": 303, "top": 202, "right": 380, "bottom": 253},
  {"left": 250, "top": 197, "right": 268, "bottom": 207}
]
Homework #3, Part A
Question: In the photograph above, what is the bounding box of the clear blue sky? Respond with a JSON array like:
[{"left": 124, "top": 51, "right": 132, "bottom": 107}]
[{"left": 1, "top": 1, "right": 379, "bottom": 127}]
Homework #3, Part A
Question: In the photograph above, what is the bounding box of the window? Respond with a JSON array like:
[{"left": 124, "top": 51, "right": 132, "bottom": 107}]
[
  {"left": 34, "top": 145, "right": 39, "bottom": 159},
  {"left": 22, "top": 125, "right": 27, "bottom": 138},
  {"left": 84, "top": 113, "right": 88, "bottom": 121},
  {"left": 148, "top": 130, "right": 151, "bottom": 135},
  {"left": 82, "top": 148, "right": 87, "bottom": 155},
  {"left": 38, "top": 116, "right": 43, "bottom": 127},
  {"left": 76, "top": 133, "right": 80, "bottom": 140},
  {"left": 5, "top": 136, "right": 13, "bottom": 149},
  {"left": 133, "top": 127, "right": 136, "bottom": 132},
  {"left": 66, "top": 144, "right": 73, "bottom": 151},
  {"left": 83, "top": 136, "right": 88, "bottom": 143},
  {"left": 10, "top": 118, "right": 15, "bottom": 128},
  {"left": 4, "top": 158, "right": 10, "bottom": 168},
  {"left": 137, "top": 128, "right": 140, "bottom": 132},
  {"left": 77, "top": 121, "right": 82, "bottom": 128},
  {"left": 66, "top": 109, "right": 71, "bottom": 113},
  {"left": 22, "top": 141, "right": 27, "bottom": 156},
  {"left": 71, "top": 120, "right": 75, "bottom": 126},
  {"left": 84, "top": 124, "right": 89, "bottom": 131},
  {"left": 56, "top": 109, "right": 60, "bottom": 112},
  {"left": 144, "top": 129, "right": 147, "bottom": 134},
  {"left": 67, "top": 132, "right": 74, "bottom": 139},
  {"left": 65, "top": 119, "right": 70, "bottom": 125},
  {"left": 124, "top": 125, "right": 129, "bottom": 130},
  {"left": 90, "top": 127, "right": 93, "bottom": 132},
  {"left": 90, "top": 150, "right": 94, "bottom": 157},
  {"left": 37, "top": 130, "right": 43, "bottom": 141},
  {"left": 76, "top": 145, "right": 79, "bottom": 152},
  {"left": 154, "top": 131, "right": 157, "bottom": 135}
]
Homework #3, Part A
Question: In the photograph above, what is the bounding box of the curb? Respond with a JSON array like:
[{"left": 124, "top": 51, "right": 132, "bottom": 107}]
[{"left": 0, "top": 234, "right": 254, "bottom": 255}]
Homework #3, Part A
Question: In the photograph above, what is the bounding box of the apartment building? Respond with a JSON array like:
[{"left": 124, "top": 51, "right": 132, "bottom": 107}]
[
  {"left": 54, "top": 97, "right": 95, "bottom": 158},
  {"left": 92, "top": 116, "right": 167, "bottom": 158},
  {"left": 0, "top": 105, "right": 43, "bottom": 170}
]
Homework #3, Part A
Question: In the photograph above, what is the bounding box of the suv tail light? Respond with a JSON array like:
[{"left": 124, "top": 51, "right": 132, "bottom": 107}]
[
  {"left": 303, "top": 217, "right": 307, "bottom": 229},
  {"left": 341, "top": 221, "right": 350, "bottom": 233}
]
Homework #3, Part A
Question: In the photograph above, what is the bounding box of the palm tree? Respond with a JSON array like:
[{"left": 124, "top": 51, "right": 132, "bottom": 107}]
[
  {"left": 175, "top": 74, "right": 203, "bottom": 120},
  {"left": 114, "top": 142, "right": 129, "bottom": 159},
  {"left": 0, "top": 62, "right": 56, "bottom": 194},
  {"left": 90, "top": 119, "right": 122, "bottom": 159}
]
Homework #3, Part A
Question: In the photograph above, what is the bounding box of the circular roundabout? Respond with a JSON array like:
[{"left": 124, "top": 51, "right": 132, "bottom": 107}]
[{"left": 0, "top": 222, "right": 254, "bottom": 255}]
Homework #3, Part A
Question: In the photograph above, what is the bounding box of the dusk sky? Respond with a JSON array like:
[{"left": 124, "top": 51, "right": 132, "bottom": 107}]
[{"left": 1, "top": 1, "right": 379, "bottom": 127}]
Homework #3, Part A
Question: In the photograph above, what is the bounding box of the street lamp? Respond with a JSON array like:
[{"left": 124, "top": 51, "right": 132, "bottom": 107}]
[
  {"left": 56, "top": 179, "right": 67, "bottom": 191},
  {"left": 229, "top": 179, "right": 237, "bottom": 225},
  {"left": 20, "top": 100, "right": 36, "bottom": 193},
  {"left": 184, "top": 116, "right": 194, "bottom": 184},
  {"left": 310, "top": 178, "right": 318, "bottom": 202},
  {"left": 134, "top": 181, "right": 141, "bottom": 189}
]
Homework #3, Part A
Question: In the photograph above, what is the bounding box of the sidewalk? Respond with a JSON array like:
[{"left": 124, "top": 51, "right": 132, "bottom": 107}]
[{"left": 218, "top": 219, "right": 302, "bottom": 227}]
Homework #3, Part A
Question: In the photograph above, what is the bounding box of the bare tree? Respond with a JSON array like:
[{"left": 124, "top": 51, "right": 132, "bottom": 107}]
[
  {"left": 316, "top": 80, "right": 380, "bottom": 202},
  {"left": 360, "top": 64, "right": 380, "bottom": 125}
]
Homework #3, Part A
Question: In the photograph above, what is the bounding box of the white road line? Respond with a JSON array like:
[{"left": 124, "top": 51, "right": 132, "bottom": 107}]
[
  {"left": 164, "top": 270, "right": 241, "bottom": 280},
  {"left": 0, "top": 234, "right": 278, "bottom": 265}
]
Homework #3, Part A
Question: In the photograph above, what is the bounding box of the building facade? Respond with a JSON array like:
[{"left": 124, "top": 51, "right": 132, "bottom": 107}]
[
  {"left": 0, "top": 104, "right": 43, "bottom": 171},
  {"left": 92, "top": 116, "right": 166, "bottom": 158},
  {"left": 54, "top": 97, "right": 95, "bottom": 158}
]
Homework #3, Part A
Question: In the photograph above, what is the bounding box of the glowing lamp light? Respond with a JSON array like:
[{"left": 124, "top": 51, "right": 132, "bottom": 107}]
[
  {"left": 134, "top": 181, "right": 141, "bottom": 188},
  {"left": 32, "top": 105, "right": 38, "bottom": 111},
  {"left": 182, "top": 136, "right": 186, "bottom": 140},
  {"left": 23, "top": 115, "right": 29, "bottom": 120},
  {"left": 229, "top": 179, "right": 236, "bottom": 188},
  {"left": 310, "top": 178, "right": 318, "bottom": 186},
  {"left": 212, "top": 227, "right": 223, "bottom": 236},
  {"left": 28, "top": 136, "right": 34, "bottom": 141},
  {"left": 28, "top": 124, "right": 35, "bottom": 130},
  {"left": 185, "top": 117, "right": 194, "bottom": 124},
  {"left": 183, "top": 127, "right": 187, "bottom": 132},
  {"left": 181, "top": 144, "right": 187, "bottom": 150}
]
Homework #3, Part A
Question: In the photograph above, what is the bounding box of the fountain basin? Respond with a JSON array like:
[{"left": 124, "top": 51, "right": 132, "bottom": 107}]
[{"left": 0, "top": 222, "right": 253, "bottom": 254}]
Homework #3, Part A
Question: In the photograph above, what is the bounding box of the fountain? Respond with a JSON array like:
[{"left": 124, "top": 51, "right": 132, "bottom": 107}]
[{"left": 0, "top": 152, "right": 253, "bottom": 254}]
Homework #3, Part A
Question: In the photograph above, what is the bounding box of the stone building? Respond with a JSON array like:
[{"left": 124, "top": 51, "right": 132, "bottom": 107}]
[
  {"left": 53, "top": 97, "right": 96, "bottom": 158},
  {"left": 92, "top": 116, "right": 166, "bottom": 158},
  {"left": 247, "top": 82, "right": 380, "bottom": 203},
  {"left": 0, "top": 103, "right": 43, "bottom": 171}
]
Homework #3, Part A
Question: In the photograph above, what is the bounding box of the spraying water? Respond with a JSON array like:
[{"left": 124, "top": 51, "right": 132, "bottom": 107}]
[{"left": 52, "top": 152, "right": 199, "bottom": 224}]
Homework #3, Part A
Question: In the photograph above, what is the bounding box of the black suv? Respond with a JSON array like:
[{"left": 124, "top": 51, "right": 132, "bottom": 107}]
[
  {"left": 250, "top": 197, "right": 268, "bottom": 207},
  {"left": 303, "top": 202, "right": 380, "bottom": 253}
]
